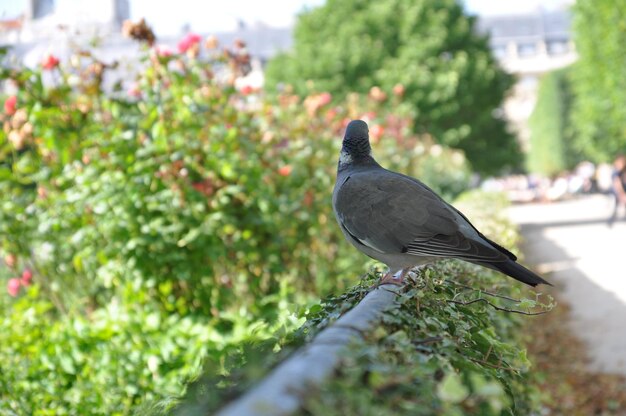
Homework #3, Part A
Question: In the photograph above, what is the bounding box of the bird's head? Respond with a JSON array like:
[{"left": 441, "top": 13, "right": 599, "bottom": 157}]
[{"left": 340, "top": 120, "right": 372, "bottom": 167}]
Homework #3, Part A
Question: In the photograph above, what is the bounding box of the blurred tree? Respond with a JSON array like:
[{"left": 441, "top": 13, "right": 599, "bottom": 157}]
[
  {"left": 265, "top": 0, "right": 519, "bottom": 175},
  {"left": 527, "top": 68, "right": 577, "bottom": 176},
  {"left": 570, "top": 0, "right": 626, "bottom": 162}
]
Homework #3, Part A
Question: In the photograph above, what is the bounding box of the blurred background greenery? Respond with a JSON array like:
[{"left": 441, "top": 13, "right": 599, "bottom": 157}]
[{"left": 1, "top": 0, "right": 624, "bottom": 414}]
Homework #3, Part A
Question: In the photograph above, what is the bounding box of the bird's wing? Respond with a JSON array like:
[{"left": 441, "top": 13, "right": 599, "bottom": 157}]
[{"left": 334, "top": 169, "right": 508, "bottom": 263}]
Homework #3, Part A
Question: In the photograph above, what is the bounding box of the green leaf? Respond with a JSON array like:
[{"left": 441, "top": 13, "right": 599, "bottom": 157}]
[{"left": 437, "top": 371, "right": 469, "bottom": 403}]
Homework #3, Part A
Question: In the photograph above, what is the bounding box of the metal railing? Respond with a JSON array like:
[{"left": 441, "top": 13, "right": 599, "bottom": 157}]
[{"left": 216, "top": 284, "right": 403, "bottom": 416}]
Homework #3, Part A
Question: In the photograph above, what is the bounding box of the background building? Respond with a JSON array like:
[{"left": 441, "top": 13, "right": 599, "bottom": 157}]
[
  {"left": 1, "top": 1, "right": 575, "bottom": 145},
  {"left": 477, "top": 9, "right": 577, "bottom": 149}
]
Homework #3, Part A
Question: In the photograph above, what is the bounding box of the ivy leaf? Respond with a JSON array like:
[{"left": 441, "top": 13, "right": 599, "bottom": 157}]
[{"left": 438, "top": 371, "right": 469, "bottom": 403}]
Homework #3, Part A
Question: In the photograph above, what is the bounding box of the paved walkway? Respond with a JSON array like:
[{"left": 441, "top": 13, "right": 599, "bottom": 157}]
[{"left": 508, "top": 194, "right": 626, "bottom": 375}]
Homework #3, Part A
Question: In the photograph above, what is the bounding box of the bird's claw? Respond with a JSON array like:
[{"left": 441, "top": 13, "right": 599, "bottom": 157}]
[{"left": 369, "top": 269, "right": 406, "bottom": 289}]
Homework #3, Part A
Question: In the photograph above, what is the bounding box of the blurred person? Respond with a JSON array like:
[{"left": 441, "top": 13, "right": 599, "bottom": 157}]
[
  {"left": 596, "top": 162, "right": 614, "bottom": 193},
  {"left": 576, "top": 160, "right": 596, "bottom": 193},
  {"left": 608, "top": 154, "right": 626, "bottom": 227},
  {"left": 547, "top": 173, "right": 569, "bottom": 201},
  {"left": 568, "top": 171, "right": 584, "bottom": 195}
]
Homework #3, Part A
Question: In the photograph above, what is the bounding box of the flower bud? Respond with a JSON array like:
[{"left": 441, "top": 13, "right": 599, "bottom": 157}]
[{"left": 7, "top": 278, "right": 21, "bottom": 297}]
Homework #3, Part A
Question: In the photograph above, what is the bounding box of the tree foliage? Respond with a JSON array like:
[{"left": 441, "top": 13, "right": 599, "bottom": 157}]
[
  {"left": 570, "top": 0, "right": 626, "bottom": 161},
  {"left": 527, "top": 69, "right": 577, "bottom": 176},
  {"left": 265, "top": 0, "right": 520, "bottom": 174}
]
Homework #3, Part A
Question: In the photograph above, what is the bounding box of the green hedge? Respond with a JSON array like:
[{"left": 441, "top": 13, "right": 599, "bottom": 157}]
[
  {"left": 527, "top": 69, "right": 576, "bottom": 176},
  {"left": 176, "top": 192, "right": 554, "bottom": 416},
  {"left": 0, "top": 30, "right": 473, "bottom": 414}
]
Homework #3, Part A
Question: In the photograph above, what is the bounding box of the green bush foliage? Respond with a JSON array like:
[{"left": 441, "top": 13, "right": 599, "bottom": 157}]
[
  {"left": 0, "top": 28, "right": 472, "bottom": 414},
  {"left": 570, "top": 0, "right": 626, "bottom": 162},
  {"left": 265, "top": 0, "right": 520, "bottom": 175},
  {"left": 526, "top": 2, "right": 626, "bottom": 166},
  {"left": 176, "top": 192, "right": 553, "bottom": 416},
  {"left": 527, "top": 69, "right": 577, "bottom": 176},
  {"left": 0, "top": 285, "right": 295, "bottom": 415}
]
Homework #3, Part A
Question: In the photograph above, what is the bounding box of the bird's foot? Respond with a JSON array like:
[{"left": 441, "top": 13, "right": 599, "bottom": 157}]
[{"left": 377, "top": 269, "right": 407, "bottom": 287}]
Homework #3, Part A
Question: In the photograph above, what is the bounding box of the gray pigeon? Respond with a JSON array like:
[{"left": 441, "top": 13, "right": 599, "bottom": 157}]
[{"left": 332, "top": 120, "right": 551, "bottom": 287}]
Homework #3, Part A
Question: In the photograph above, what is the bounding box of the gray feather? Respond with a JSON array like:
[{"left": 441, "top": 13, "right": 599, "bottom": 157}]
[
  {"left": 332, "top": 119, "right": 550, "bottom": 287},
  {"left": 334, "top": 168, "right": 507, "bottom": 263}
]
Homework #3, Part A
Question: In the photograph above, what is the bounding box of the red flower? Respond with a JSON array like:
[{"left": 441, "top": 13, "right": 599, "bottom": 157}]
[
  {"left": 21, "top": 269, "right": 33, "bottom": 286},
  {"left": 178, "top": 33, "right": 202, "bottom": 53},
  {"left": 192, "top": 179, "right": 215, "bottom": 197},
  {"left": 42, "top": 54, "right": 60, "bottom": 70},
  {"left": 7, "top": 278, "right": 21, "bottom": 297},
  {"left": 4, "top": 95, "right": 17, "bottom": 116},
  {"left": 239, "top": 85, "right": 254, "bottom": 95},
  {"left": 278, "top": 165, "right": 292, "bottom": 177},
  {"left": 325, "top": 107, "right": 339, "bottom": 123}
]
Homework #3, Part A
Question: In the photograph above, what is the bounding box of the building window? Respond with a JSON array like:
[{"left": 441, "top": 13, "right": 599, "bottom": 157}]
[
  {"left": 518, "top": 43, "right": 537, "bottom": 57},
  {"left": 33, "top": 0, "right": 55, "bottom": 19},
  {"left": 492, "top": 45, "right": 507, "bottom": 59},
  {"left": 547, "top": 40, "right": 568, "bottom": 55}
]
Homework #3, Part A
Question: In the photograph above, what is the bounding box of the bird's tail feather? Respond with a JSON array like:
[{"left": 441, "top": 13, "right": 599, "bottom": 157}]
[{"left": 481, "top": 260, "right": 552, "bottom": 287}]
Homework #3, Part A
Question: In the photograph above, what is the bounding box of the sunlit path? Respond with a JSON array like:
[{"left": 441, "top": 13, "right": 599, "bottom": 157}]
[{"left": 509, "top": 194, "right": 626, "bottom": 375}]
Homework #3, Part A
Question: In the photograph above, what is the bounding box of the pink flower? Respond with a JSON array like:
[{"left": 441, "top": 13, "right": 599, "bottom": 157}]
[
  {"left": 4, "top": 254, "right": 16, "bottom": 268},
  {"left": 127, "top": 83, "right": 142, "bottom": 98},
  {"left": 178, "top": 33, "right": 202, "bottom": 53},
  {"left": 42, "top": 54, "right": 60, "bottom": 70},
  {"left": 369, "top": 86, "right": 387, "bottom": 102},
  {"left": 325, "top": 108, "right": 339, "bottom": 122},
  {"left": 21, "top": 269, "right": 33, "bottom": 286},
  {"left": 7, "top": 278, "right": 21, "bottom": 297},
  {"left": 204, "top": 35, "right": 219, "bottom": 49},
  {"left": 370, "top": 124, "right": 384, "bottom": 143},
  {"left": 4, "top": 95, "right": 17, "bottom": 116},
  {"left": 304, "top": 92, "right": 332, "bottom": 116},
  {"left": 37, "top": 186, "right": 48, "bottom": 199},
  {"left": 278, "top": 165, "right": 292, "bottom": 177},
  {"left": 318, "top": 92, "right": 332, "bottom": 107},
  {"left": 393, "top": 83, "right": 405, "bottom": 97},
  {"left": 155, "top": 44, "right": 173, "bottom": 58},
  {"left": 360, "top": 111, "right": 377, "bottom": 123}
]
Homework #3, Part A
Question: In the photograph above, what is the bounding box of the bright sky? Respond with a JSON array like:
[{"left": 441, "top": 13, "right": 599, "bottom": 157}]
[{"left": 0, "top": 0, "right": 574, "bottom": 35}]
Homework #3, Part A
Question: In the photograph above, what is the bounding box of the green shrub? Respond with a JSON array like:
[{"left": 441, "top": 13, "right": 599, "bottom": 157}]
[
  {"left": 0, "top": 27, "right": 472, "bottom": 414},
  {"left": 0, "top": 283, "right": 299, "bottom": 415},
  {"left": 176, "top": 191, "right": 553, "bottom": 415},
  {"left": 1, "top": 42, "right": 470, "bottom": 314},
  {"left": 527, "top": 69, "right": 578, "bottom": 176},
  {"left": 571, "top": 0, "right": 626, "bottom": 161}
]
